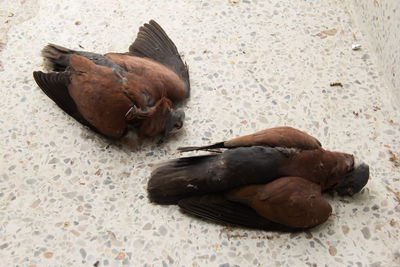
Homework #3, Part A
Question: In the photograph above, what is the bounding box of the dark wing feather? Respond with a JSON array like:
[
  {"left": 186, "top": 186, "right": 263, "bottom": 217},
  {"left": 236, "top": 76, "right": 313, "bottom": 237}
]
[
  {"left": 33, "top": 71, "right": 96, "bottom": 131},
  {"left": 129, "top": 20, "right": 190, "bottom": 93},
  {"left": 178, "top": 195, "right": 291, "bottom": 231},
  {"left": 177, "top": 142, "right": 226, "bottom": 153}
]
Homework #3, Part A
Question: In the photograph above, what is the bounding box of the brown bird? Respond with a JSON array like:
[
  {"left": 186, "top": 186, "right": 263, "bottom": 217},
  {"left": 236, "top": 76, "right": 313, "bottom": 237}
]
[
  {"left": 33, "top": 20, "right": 190, "bottom": 139},
  {"left": 148, "top": 126, "right": 370, "bottom": 230}
]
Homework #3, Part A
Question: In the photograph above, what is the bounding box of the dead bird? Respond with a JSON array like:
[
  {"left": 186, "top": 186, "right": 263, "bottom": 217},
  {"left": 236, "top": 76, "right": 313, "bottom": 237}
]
[
  {"left": 33, "top": 20, "right": 190, "bottom": 140},
  {"left": 148, "top": 126, "right": 370, "bottom": 230}
]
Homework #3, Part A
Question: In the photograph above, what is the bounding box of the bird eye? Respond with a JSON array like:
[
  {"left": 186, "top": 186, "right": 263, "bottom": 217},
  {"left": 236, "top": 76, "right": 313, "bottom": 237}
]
[{"left": 175, "top": 122, "right": 183, "bottom": 129}]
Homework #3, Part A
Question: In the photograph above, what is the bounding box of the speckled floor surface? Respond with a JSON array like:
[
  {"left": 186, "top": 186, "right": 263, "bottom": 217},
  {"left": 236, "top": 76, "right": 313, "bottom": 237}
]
[{"left": 1, "top": 0, "right": 400, "bottom": 266}]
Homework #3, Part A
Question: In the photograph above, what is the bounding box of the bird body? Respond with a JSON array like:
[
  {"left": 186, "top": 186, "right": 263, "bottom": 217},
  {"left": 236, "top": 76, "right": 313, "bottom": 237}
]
[
  {"left": 148, "top": 127, "right": 370, "bottom": 230},
  {"left": 104, "top": 53, "right": 188, "bottom": 102},
  {"left": 33, "top": 20, "right": 190, "bottom": 139},
  {"left": 149, "top": 145, "right": 354, "bottom": 203}
]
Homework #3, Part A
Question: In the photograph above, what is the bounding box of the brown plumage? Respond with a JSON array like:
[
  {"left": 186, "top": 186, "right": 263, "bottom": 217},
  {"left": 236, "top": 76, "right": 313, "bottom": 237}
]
[
  {"left": 179, "top": 177, "right": 332, "bottom": 230},
  {"left": 225, "top": 177, "right": 331, "bottom": 228},
  {"left": 33, "top": 20, "right": 189, "bottom": 139},
  {"left": 148, "top": 126, "right": 370, "bottom": 230},
  {"left": 177, "top": 126, "right": 322, "bottom": 152}
]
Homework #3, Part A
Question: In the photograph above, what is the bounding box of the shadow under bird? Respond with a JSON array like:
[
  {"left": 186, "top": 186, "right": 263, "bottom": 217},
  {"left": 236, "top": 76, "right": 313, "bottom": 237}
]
[
  {"left": 33, "top": 20, "right": 190, "bottom": 140},
  {"left": 148, "top": 126, "right": 370, "bottom": 230}
]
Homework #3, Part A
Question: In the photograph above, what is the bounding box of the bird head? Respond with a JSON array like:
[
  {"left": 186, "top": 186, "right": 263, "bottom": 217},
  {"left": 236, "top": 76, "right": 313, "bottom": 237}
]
[
  {"left": 164, "top": 109, "right": 185, "bottom": 135},
  {"left": 156, "top": 109, "right": 185, "bottom": 145},
  {"left": 332, "top": 160, "right": 370, "bottom": 196}
]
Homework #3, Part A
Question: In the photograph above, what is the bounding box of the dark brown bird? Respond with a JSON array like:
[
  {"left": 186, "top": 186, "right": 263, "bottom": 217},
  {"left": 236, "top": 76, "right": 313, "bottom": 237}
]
[
  {"left": 148, "top": 126, "right": 370, "bottom": 230},
  {"left": 33, "top": 20, "right": 190, "bottom": 139}
]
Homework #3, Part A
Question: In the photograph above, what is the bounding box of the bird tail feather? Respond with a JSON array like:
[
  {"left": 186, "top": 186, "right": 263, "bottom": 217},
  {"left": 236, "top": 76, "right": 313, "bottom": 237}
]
[{"left": 148, "top": 154, "right": 219, "bottom": 204}]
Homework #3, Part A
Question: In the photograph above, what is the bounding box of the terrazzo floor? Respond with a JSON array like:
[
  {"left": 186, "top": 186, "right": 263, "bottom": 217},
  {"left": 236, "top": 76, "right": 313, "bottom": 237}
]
[{"left": 1, "top": 0, "right": 400, "bottom": 266}]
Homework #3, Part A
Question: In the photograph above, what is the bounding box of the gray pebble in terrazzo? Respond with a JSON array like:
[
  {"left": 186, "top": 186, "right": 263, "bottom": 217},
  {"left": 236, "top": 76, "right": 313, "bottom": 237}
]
[
  {"left": 26, "top": 179, "right": 36, "bottom": 184},
  {"left": 361, "top": 227, "right": 371, "bottom": 239},
  {"left": 80, "top": 248, "right": 87, "bottom": 259},
  {"left": 371, "top": 204, "right": 379, "bottom": 210}
]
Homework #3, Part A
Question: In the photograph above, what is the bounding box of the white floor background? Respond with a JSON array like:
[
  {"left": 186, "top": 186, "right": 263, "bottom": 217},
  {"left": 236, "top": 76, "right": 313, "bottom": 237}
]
[{"left": 0, "top": 0, "right": 399, "bottom": 266}]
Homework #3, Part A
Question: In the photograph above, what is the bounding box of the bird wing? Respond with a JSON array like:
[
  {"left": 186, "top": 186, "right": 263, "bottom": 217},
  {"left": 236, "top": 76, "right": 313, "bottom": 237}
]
[
  {"left": 178, "top": 126, "right": 322, "bottom": 152},
  {"left": 178, "top": 194, "right": 290, "bottom": 231},
  {"left": 33, "top": 71, "right": 96, "bottom": 131},
  {"left": 128, "top": 20, "right": 190, "bottom": 95},
  {"left": 179, "top": 177, "right": 332, "bottom": 230},
  {"left": 227, "top": 177, "right": 332, "bottom": 229},
  {"left": 65, "top": 55, "right": 132, "bottom": 138}
]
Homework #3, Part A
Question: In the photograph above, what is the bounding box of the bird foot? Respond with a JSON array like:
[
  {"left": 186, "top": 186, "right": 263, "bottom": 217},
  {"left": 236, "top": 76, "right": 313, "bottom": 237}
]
[{"left": 125, "top": 105, "right": 155, "bottom": 120}]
